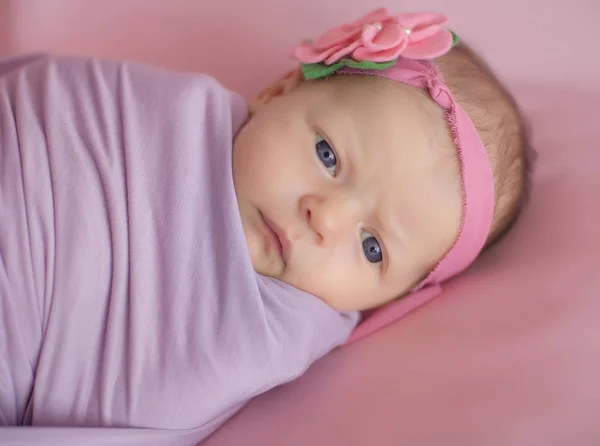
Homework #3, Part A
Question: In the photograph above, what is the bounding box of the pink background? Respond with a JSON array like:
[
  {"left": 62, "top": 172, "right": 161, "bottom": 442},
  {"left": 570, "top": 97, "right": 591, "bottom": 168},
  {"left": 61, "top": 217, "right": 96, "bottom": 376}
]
[{"left": 2, "top": 0, "right": 599, "bottom": 445}]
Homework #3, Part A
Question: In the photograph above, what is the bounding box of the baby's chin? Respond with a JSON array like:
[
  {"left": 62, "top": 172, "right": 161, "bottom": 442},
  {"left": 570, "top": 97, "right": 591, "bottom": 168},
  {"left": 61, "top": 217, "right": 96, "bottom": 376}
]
[
  {"left": 247, "top": 235, "right": 286, "bottom": 280},
  {"left": 251, "top": 259, "right": 284, "bottom": 281}
]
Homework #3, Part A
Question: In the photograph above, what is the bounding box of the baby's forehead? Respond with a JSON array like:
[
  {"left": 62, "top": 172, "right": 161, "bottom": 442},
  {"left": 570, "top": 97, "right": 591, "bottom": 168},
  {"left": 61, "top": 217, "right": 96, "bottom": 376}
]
[
  {"left": 310, "top": 76, "right": 445, "bottom": 136},
  {"left": 309, "top": 75, "right": 426, "bottom": 107},
  {"left": 311, "top": 77, "right": 451, "bottom": 149},
  {"left": 304, "top": 74, "right": 461, "bottom": 195}
]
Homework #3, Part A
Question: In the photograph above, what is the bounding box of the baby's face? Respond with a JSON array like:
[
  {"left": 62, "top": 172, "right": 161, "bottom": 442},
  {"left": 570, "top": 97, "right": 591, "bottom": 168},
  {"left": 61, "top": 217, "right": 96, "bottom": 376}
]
[{"left": 232, "top": 75, "right": 462, "bottom": 312}]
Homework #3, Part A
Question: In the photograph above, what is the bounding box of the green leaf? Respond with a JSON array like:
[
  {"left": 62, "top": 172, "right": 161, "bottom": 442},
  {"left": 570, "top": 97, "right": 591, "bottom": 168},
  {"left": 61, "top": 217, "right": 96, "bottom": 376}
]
[
  {"left": 301, "top": 58, "right": 397, "bottom": 80},
  {"left": 450, "top": 30, "right": 460, "bottom": 48}
]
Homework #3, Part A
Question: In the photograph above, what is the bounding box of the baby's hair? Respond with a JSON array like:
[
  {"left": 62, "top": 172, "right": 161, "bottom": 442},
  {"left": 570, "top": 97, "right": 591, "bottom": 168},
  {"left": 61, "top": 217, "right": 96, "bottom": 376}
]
[{"left": 435, "top": 43, "right": 535, "bottom": 246}]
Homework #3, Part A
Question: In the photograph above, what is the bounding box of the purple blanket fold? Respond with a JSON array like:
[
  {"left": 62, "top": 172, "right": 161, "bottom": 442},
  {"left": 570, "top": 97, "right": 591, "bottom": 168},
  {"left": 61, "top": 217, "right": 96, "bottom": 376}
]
[{"left": 0, "top": 54, "right": 358, "bottom": 441}]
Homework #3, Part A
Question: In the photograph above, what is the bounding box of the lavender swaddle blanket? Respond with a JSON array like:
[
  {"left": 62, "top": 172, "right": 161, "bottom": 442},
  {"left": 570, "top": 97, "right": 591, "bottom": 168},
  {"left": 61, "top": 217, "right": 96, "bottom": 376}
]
[{"left": 0, "top": 54, "right": 358, "bottom": 436}]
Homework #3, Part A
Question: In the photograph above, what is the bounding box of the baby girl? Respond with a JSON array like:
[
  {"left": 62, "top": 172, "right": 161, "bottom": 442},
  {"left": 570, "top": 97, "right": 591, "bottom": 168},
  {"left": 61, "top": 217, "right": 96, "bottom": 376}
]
[
  {"left": 0, "top": 7, "right": 530, "bottom": 440},
  {"left": 238, "top": 8, "right": 531, "bottom": 336}
]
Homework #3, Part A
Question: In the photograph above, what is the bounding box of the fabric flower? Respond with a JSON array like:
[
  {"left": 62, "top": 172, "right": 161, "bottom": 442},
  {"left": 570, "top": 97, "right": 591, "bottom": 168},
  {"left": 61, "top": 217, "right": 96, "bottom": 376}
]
[{"left": 293, "top": 8, "right": 455, "bottom": 66}]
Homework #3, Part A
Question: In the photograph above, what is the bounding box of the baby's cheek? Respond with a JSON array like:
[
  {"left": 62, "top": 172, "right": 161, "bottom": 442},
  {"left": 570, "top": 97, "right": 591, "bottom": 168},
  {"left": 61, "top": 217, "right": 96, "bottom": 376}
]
[{"left": 261, "top": 156, "right": 312, "bottom": 202}]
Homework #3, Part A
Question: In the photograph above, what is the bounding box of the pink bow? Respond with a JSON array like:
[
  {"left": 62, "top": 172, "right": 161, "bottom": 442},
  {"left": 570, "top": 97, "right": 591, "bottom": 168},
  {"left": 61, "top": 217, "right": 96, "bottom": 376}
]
[{"left": 293, "top": 8, "right": 454, "bottom": 65}]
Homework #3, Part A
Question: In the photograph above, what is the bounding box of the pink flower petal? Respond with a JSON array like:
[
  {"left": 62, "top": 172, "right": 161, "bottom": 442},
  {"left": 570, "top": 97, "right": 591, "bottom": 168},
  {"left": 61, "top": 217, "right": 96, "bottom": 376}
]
[
  {"left": 353, "top": 7, "right": 392, "bottom": 26},
  {"left": 360, "top": 24, "right": 379, "bottom": 46},
  {"left": 361, "top": 22, "right": 407, "bottom": 51},
  {"left": 313, "top": 24, "right": 361, "bottom": 51},
  {"left": 409, "top": 24, "right": 443, "bottom": 42},
  {"left": 293, "top": 41, "right": 349, "bottom": 64},
  {"left": 324, "top": 41, "right": 361, "bottom": 65},
  {"left": 401, "top": 28, "right": 453, "bottom": 60},
  {"left": 394, "top": 12, "right": 448, "bottom": 30},
  {"left": 353, "top": 39, "right": 409, "bottom": 62},
  {"left": 291, "top": 9, "right": 452, "bottom": 65}
]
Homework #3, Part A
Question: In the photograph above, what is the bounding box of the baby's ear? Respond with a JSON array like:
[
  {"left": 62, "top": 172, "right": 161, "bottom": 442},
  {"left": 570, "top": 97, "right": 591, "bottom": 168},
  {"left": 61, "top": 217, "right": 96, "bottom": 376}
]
[{"left": 248, "top": 69, "right": 304, "bottom": 115}]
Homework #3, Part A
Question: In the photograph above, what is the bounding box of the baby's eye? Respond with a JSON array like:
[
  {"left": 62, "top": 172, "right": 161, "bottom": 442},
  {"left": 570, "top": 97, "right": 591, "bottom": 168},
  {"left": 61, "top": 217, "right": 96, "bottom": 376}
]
[
  {"left": 361, "top": 231, "right": 383, "bottom": 265},
  {"left": 315, "top": 135, "right": 337, "bottom": 176}
]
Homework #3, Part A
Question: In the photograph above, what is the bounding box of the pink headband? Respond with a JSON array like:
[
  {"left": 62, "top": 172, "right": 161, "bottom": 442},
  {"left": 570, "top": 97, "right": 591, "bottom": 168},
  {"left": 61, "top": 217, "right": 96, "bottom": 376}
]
[{"left": 292, "top": 8, "right": 495, "bottom": 343}]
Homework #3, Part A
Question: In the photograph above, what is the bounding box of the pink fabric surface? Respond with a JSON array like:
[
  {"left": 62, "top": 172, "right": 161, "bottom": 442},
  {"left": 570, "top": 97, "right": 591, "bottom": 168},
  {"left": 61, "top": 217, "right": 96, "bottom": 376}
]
[{"left": 2, "top": 0, "right": 599, "bottom": 445}]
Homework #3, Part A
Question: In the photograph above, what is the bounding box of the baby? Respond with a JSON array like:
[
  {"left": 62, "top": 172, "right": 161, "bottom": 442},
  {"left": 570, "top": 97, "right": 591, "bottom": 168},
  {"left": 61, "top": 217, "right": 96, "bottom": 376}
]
[
  {"left": 238, "top": 8, "right": 531, "bottom": 332},
  {"left": 0, "top": 8, "right": 531, "bottom": 439}
]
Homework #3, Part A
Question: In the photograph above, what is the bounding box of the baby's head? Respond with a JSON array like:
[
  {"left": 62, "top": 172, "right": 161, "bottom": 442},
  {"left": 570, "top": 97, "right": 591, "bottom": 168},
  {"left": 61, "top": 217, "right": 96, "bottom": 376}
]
[{"left": 232, "top": 9, "right": 531, "bottom": 313}]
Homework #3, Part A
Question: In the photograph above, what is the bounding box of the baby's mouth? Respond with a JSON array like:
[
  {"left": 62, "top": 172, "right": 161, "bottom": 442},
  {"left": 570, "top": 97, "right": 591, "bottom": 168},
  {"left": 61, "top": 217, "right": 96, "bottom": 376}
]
[{"left": 260, "top": 212, "right": 289, "bottom": 264}]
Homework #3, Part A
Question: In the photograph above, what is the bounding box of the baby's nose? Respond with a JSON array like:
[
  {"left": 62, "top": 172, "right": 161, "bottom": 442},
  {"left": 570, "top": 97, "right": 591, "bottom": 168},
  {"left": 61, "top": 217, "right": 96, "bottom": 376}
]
[{"left": 300, "top": 194, "right": 361, "bottom": 243}]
